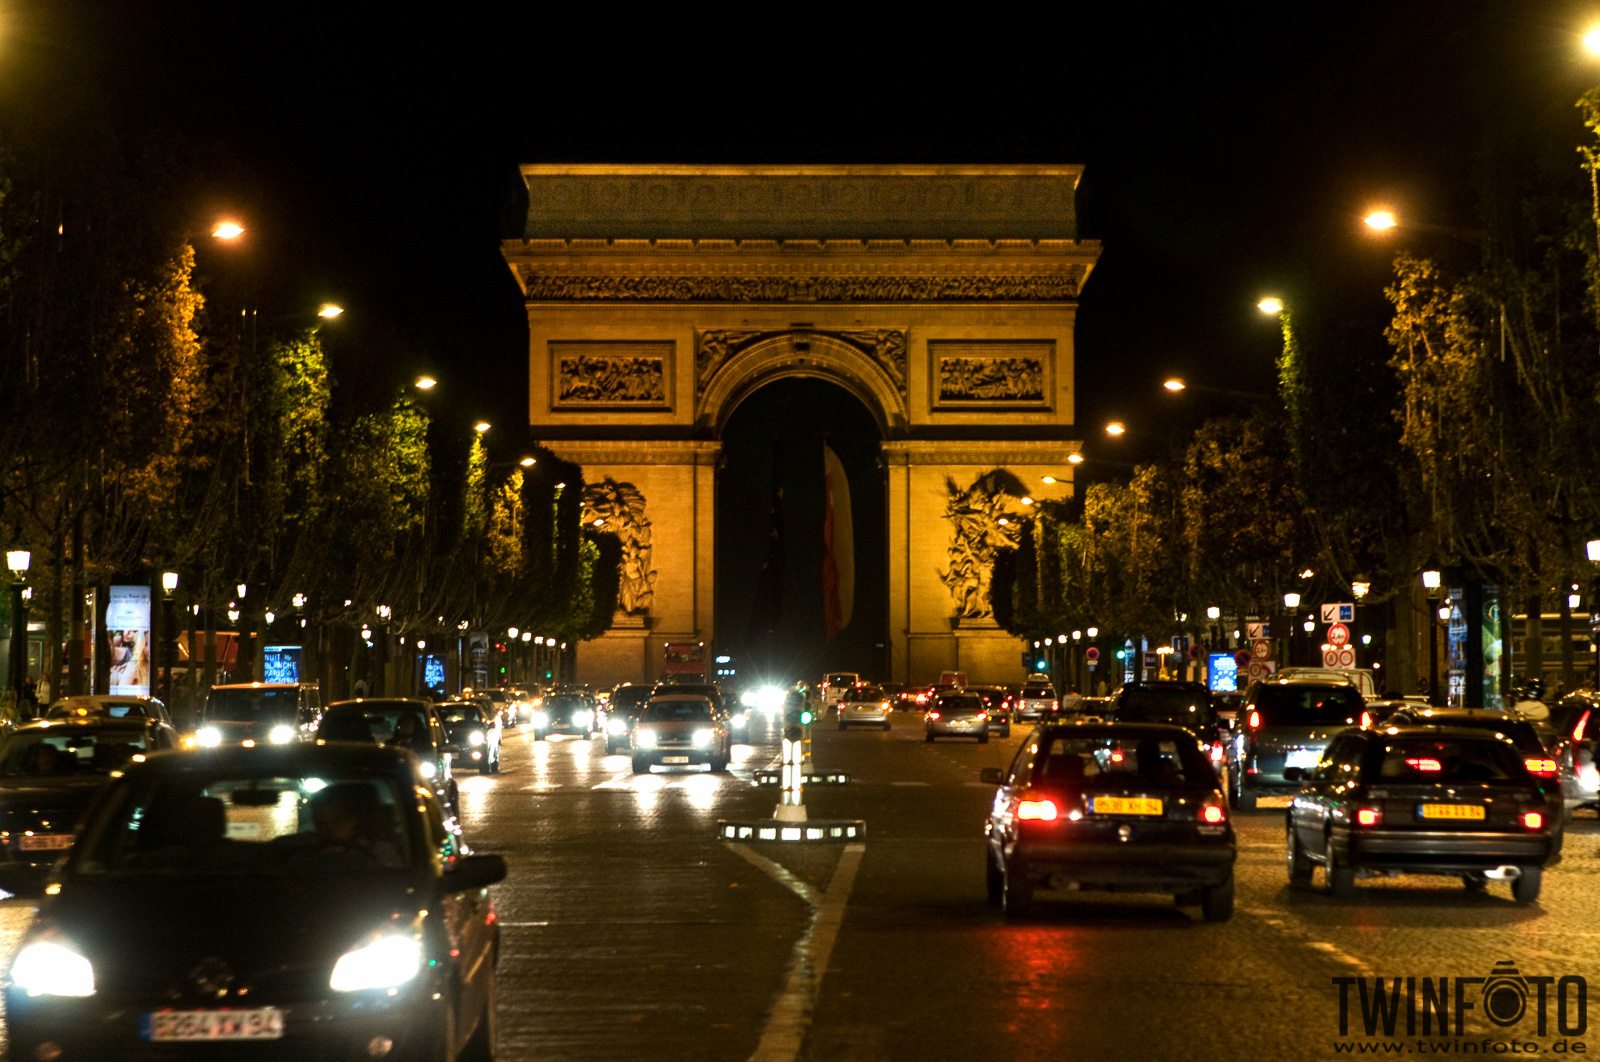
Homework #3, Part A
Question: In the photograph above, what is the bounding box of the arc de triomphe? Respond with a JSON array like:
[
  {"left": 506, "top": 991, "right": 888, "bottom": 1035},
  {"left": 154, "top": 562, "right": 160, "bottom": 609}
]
[{"left": 501, "top": 165, "right": 1100, "bottom": 688}]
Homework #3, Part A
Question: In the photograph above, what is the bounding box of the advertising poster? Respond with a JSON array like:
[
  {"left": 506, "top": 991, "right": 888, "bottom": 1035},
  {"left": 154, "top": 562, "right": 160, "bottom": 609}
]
[
  {"left": 105, "top": 585, "right": 151, "bottom": 696},
  {"left": 262, "top": 646, "right": 302, "bottom": 684},
  {"left": 422, "top": 654, "right": 447, "bottom": 699},
  {"left": 1207, "top": 652, "right": 1239, "bottom": 693}
]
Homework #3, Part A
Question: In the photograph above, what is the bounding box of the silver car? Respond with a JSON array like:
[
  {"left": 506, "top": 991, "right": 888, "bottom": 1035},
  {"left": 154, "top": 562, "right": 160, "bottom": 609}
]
[
  {"left": 1227, "top": 677, "right": 1365, "bottom": 810},
  {"left": 925, "top": 692, "right": 990, "bottom": 744},
  {"left": 838, "top": 684, "right": 894, "bottom": 730}
]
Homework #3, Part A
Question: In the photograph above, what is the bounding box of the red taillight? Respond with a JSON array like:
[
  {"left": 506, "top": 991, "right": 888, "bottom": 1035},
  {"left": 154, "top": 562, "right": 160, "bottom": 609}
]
[
  {"left": 916, "top": 693, "right": 928, "bottom": 704},
  {"left": 1524, "top": 758, "right": 1558, "bottom": 777},
  {"left": 1355, "top": 807, "right": 1382, "bottom": 827},
  {"left": 928, "top": 711, "right": 941, "bottom": 720},
  {"left": 1199, "top": 803, "right": 1226, "bottom": 824},
  {"left": 1360, "top": 711, "right": 1372, "bottom": 728},
  {"left": 1210, "top": 742, "right": 1225, "bottom": 763},
  {"left": 1575, "top": 710, "right": 1590, "bottom": 743},
  {"left": 1017, "top": 799, "right": 1060, "bottom": 822},
  {"left": 975, "top": 711, "right": 988, "bottom": 719},
  {"left": 1050, "top": 700, "right": 1059, "bottom": 711},
  {"left": 1247, "top": 709, "right": 1260, "bottom": 730},
  {"left": 1404, "top": 757, "right": 1442, "bottom": 772},
  {"left": 1110, "top": 750, "right": 1125, "bottom": 764},
  {"left": 1522, "top": 811, "right": 1545, "bottom": 831}
]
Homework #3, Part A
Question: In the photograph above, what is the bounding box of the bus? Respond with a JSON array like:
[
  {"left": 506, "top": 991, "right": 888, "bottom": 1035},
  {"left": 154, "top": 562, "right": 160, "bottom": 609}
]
[{"left": 662, "top": 642, "right": 708, "bottom": 684}]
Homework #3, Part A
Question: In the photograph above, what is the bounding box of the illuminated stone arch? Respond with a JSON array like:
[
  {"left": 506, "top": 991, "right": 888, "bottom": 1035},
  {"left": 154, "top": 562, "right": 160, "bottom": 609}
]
[{"left": 698, "top": 331, "right": 908, "bottom": 438}]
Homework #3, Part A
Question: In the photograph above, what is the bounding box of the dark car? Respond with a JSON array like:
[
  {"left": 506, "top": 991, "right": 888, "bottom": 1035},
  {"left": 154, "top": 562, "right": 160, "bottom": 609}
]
[
  {"left": 602, "top": 683, "right": 655, "bottom": 753},
  {"left": 1545, "top": 691, "right": 1600, "bottom": 818},
  {"left": 474, "top": 687, "right": 518, "bottom": 730},
  {"left": 2, "top": 743, "right": 505, "bottom": 1060},
  {"left": 315, "top": 698, "right": 457, "bottom": 813},
  {"left": 1109, "top": 680, "right": 1225, "bottom": 770},
  {"left": 650, "top": 681, "right": 749, "bottom": 742},
  {"left": 981, "top": 722, "right": 1236, "bottom": 920},
  {"left": 436, "top": 700, "right": 502, "bottom": 775},
  {"left": 46, "top": 696, "right": 175, "bottom": 729},
  {"left": 196, "top": 682, "right": 323, "bottom": 748},
  {"left": 0, "top": 718, "right": 180, "bottom": 870},
  {"left": 1228, "top": 677, "right": 1366, "bottom": 810},
  {"left": 1285, "top": 725, "right": 1558, "bottom": 901},
  {"left": 967, "top": 686, "right": 1014, "bottom": 738},
  {"left": 533, "top": 690, "right": 598, "bottom": 741}
]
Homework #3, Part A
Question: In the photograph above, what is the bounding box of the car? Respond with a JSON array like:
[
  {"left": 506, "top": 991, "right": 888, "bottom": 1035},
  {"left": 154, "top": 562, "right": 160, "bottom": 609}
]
[
  {"left": 1107, "top": 681, "right": 1225, "bottom": 771},
  {"left": 967, "top": 686, "right": 1014, "bottom": 738},
  {"left": 45, "top": 695, "right": 175, "bottom": 728},
  {"left": 925, "top": 691, "right": 990, "bottom": 743},
  {"left": 1361, "top": 698, "right": 1410, "bottom": 728},
  {"left": 897, "top": 684, "right": 936, "bottom": 711},
  {"left": 631, "top": 694, "right": 731, "bottom": 773},
  {"left": 475, "top": 687, "right": 518, "bottom": 730},
  {"left": 532, "top": 690, "right": 597, "bottom": 740},
  {"left": 1227, "top": 676, "right": 1366, "bottom": 810},
  {"left": 602, "top": 683, "right": 655, "bottom": 752},
  {"left": 194, "top": 682, "right": 324, "bottom": 748},
  {"left": 1284, "top": 725, "right": 1558, "bottom": 901},
  {"left": 2, "top": 742, "right": 505, "bottom": 1060},
  {"left": 1054, "top": 695, "right": 1111, "bottom": 723},
  {"left": 1276, "top": 666, "right": 1379, "bottom": 700},
  {"left": 436, "top": 699, "right": 502, "bottom": 774},
  {"left": 1015, "top": 682, "right": 1059, "bottom": 722},
  {"left": 315, "top": 698, "right": 458, "bottom": 813},
  {"left": 819, "top": 672, "right": 860, "bottom": 713},
  {"left": 837, "top": 683, "right": 894, "bottom": 730},
  {"left": 981, "top": 722, "right": 1236, "bottom": 920},
  {"left": 0, "top": 717, "right": 180, "bottom": 871},
  {"left": 1211, "top": 691, "right": 1244, "bottom": 725},
  {"left": 649, "top": 681, "right": 750, "bottom": 742}
]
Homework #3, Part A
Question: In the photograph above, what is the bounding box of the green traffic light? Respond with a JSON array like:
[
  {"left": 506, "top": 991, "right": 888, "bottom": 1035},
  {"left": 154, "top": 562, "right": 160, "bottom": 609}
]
[
  {"left": 799, "top": 710, "right": 814, "bottom": 725},
  {"left": 1115, "top": 649, "right": 1127, "bottom": 660}
]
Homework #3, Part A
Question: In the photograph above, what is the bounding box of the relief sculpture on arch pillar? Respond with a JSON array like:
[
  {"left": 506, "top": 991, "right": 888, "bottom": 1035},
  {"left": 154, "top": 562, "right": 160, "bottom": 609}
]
[
  {"left": 939, "top": 469, "right": 1030, "bottom": 623},
  {"left": 580, "top": 478, "right": 657, "bottom": 617}
]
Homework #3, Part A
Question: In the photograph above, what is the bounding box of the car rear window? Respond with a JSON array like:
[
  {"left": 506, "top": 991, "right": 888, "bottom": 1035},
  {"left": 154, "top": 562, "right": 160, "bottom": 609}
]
[
  {"left": 1114, "top": 688, "right": 1214, "bottom": 727},
  {"left": 1409, "top": 716, "right": 1545, "bottom": 754},
  {"left": 1252, "top": 684, "right": 1364, "bottom": 726},
  {"left": 1373, "top": 738, "right": 1528, "bottom": 784},
  {"left": 936, "top": 695, "right": 984, "bottom": 714},
  {"left": 1022, "top": 686, "right": 1055, "bottom": 698},
  {"left": 642, "top": 700, "right": 713, "bottom": 722},
  {"left": 1035, "top": 734, "right": 1210, "bottom": 788},
  {"left": 847, "top": 685, "right": 883, "bottom": 699},
  {"left": 825, "top": 674, "right": 857, "bottom": 687}
]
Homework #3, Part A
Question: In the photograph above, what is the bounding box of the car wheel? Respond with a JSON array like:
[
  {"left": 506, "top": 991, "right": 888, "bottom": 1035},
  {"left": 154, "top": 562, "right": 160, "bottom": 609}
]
[
  {"left": 1287, "top": 822, "right": 1314, "bottom": 887},
  {"left": 1001, "top": 858, "right": 1033, "bottom": 919},
  {"left": 838, "top": 722, "right": 848, "bottom": 731},
  {"left": 1228, "top": 767, "right": 1256, "bottom": 811},
  {"left": 925, "top": 733, "right": 935, "bottom": 744},
  {"left": 882, "top": 722, "right": 892, "bottom": 731},
  {"left": 534, "top": 729, "right": 547, "bottom": 742},
  {"left": 1326, "top": 839, "right": 1355, "bottom": 898},
  {"left": 458, "top": 969, "right": 498, "bottom": 1062},
  {"left": 985, "top": 850, "right": 1003, "bottom": 906},
  {"left": 978, "top": 734, "right": 989, "bottom": 745},
  {"left": 1512, "top": 865, "right": 1543, "bottom": 903},
  {"left": 632, "top": 756, "right": 650, "bottom": 775},
  {"left": 1201, "top": 875, "right": 1235, "bottom": 922}
]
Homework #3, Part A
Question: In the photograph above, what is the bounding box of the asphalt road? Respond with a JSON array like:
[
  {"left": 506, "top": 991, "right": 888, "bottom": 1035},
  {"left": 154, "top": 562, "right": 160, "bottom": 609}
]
[{"left": 2, "top": 713, "right": 1599, "bottom": 1061}]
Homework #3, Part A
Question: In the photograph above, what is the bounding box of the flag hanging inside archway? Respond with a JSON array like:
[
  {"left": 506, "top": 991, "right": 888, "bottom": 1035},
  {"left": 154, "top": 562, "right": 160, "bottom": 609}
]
[{"left": 821, "top": 443, "right": 854, "bottom": 640}]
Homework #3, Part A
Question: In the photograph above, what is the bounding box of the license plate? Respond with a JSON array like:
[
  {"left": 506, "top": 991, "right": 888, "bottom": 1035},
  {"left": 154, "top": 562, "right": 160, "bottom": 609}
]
[
  {"left": 1284, "top": 749, "right": 1321, "bottom": 770},
  {"left": 16, "top": 834, "right": 73, "bottom": 851},
  {"left": 662, "top": 755, "right": 690, "bottom": 764},
  {"left": 1419, "top": 803, "right": 1485, "bottom": 820},
  {"left": 144, "top": 1008, "right": 285, "bottom": 1042},
  {"left": 1091, "top": 796, "right": 1163, "bottom": 816}
]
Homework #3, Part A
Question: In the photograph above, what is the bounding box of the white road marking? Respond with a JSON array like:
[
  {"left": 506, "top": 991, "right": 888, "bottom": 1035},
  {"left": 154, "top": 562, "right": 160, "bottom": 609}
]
[
  {"left": 725, "top": 843, "right": 821, "bottom": 906},
  {"left": 890, "top": 781, "right": 931, "bottom": 787},
  {"left": 1309, "top": 940, "right": 1374, "bottom": 975}
]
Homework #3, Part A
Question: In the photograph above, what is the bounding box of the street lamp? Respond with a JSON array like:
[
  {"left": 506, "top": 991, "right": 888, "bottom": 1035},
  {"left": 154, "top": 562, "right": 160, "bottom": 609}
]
[
  {"left": 316, "top": 303, "right": 344, "bottom": 319},
  {"left": 1257, "top": 295, "right": 1284, "bottom": 316},
  {"left": 6, "top": 550, "right": 30, "bottom": 715},
  {"left": 211, "top": 219, "right": 245, "bottom": 241},
  {"left": 1104, "top": 421, "right": 1126, "bottom": 438},
  {"left": 160, "top": 571, "right": 179, "bottom": 702},
  {"left": 474, "top": 421, "right": 491, "bottom": 434},
  {"left": 1421, "top": 569, "right": 1443, "bottom": 705},
  {"left": 414, "top": 375, "right": 437, "bottom": 391}
]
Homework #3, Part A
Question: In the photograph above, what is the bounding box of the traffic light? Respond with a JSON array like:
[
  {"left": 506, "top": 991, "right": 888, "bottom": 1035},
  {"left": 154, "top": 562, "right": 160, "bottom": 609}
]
[
  {"left": 799, "top": 707, "right": 814, "bottom": 726},
  {"left": 1115, "top": 648, "right": 1127, "bottom": 661},
  {"left": 1034, "top": 657, "right": 1048, "bottom": 671}
]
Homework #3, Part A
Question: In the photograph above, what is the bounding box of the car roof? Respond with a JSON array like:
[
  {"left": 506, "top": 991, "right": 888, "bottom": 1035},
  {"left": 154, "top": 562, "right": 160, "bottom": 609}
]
[
  {"left": 1036, "top": 721, "right": 1201, "bottom": 738},
  {"left": 326, "top": 698, "right": 430, "bottom": 711},
  {"left": 1371, "top": 723, "right": 1528, "bottom": 742},
  {"left": 650, "top": 693, "right": 713, "bottom": 702},
  {"left": 210, "top": 682, "right": 310, "bottom": 690},
  {"left": 123, "top": 741, "right": 418, "bottom": 777},
  {"left": 14, "top": 717, "right": 160, "bottom": 733}
]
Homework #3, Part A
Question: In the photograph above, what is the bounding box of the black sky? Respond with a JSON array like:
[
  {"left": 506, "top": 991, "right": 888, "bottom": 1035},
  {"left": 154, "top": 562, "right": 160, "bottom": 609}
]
[{"left": 8, "top": 1, "right": 1599, "bottom": 461}]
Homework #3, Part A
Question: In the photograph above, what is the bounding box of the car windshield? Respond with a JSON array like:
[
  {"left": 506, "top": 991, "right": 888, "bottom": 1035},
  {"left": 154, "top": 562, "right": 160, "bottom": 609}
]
[
  {"left": 1374, "top": 738, "right": 1528, "bottom": 784},
  {"left": 612, "top": 687, "right": 652, "bottom": 709},
  {"left": 74, "top": 771, "right": 414, "bottom": 875},
  {"left": 438, "top": 705, "right": 484, "bottom": 727},
  {"left": 1035, "top": 733, "right": 1210, "bottom": 788},
  {"left": 479, "top": 690, "right": 508, "bottom": 702},
  {"left": 318, "top": 709, "right": 432, "bottom": 753},
  {"left": 0, "top": 729, "right": 151, "bottom": 776},
  {"left": 206, "top": 688, "right": 299, "bottom": 723},
  {"left": 546, "top": 695, "right": 588, "bottom": 710},
  {"left": 642, "top": 700, "right": 713, "bottom": 723},
  {"left": 1115, "top": 688, "right": 1213, "bottom": 727},
  {"left": 1253, "top": 684, "right": 1364, "bottom": 726}
]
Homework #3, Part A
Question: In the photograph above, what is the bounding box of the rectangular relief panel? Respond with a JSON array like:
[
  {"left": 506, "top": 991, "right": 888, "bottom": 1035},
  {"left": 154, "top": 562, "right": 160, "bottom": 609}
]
[
  {"left": 550, "top": 341, "right": 674, "bottom": 411},
  {"left": 929, "top": 341, "right": 1053, "bottom": 410}
]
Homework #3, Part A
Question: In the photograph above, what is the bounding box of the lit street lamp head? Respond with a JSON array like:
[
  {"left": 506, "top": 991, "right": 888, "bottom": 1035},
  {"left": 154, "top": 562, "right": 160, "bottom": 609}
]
[
  {"left": 1584, "top": 24, "right": 1600, "bottom": 56},
  {"left": 1363, "top": 209, "right": 1398, "bottom": 232},
  {"left": 4, "top": 549, "right": 29, "bottom": 579},
  {"left": 1104, "top": 421, "right": 1126, "bottom": 438},
  {"left": 414, "top": 375, "right": 437, "bottom": 391},
  {"left": 1163, "top": 378, "right": 1186, "bottom": 393},
  {"left": 211, "top": 220, "right": 245, "bottom": 241},
  {"left": 474, "top": 421, "right": 491, "bottom": 434},
  {"left": 1257, "top": 296, "right": 1284, "bottom": 315},
  {"left": 316, "top": 303, "right": 344, "bottom": 319}
]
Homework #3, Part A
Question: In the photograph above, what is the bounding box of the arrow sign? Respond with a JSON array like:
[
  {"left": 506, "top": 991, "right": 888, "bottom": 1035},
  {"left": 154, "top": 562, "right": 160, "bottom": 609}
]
[{"left": 1320, "top": 603, "right": 1355, "bottom": 624}]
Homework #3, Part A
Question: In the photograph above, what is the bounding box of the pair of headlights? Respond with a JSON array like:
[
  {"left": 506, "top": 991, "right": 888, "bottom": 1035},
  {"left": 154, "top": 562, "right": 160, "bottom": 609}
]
[
  {"left": 13, "top": 931, "right": 424, "bottom": 998},
  {"left": 633, "top": 729, "right": 714, "bottom": 749},
  {"left": 195, "top": 725, "right": 295, "bottom": 748}
]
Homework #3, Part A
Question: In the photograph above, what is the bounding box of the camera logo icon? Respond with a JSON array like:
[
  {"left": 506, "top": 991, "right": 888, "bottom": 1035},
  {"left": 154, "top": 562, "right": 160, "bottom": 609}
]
[{"left": 1482, "top": 959, "right": 1529, "bottom": 1027}]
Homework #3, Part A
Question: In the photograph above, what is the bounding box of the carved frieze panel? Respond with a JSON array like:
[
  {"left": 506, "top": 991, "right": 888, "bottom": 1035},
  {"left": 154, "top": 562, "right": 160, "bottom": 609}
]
[
  {"left": 939, "top": 469, "right": 1029, "bottom": 622},
  {"left": 696, "top": 329, "right": 907, "bottom": 397},
  {"left": 551, "top": 342, "right": 672, "bottom": 410},
  {"left": 581, "top": 479, "right": 656, "bottom": 616},
  {"left": 930, "top": 341, "right": 1053, "bottom": 409},
  {"left": 520, "top": 273, "right": 1083, "bottom": 303}
]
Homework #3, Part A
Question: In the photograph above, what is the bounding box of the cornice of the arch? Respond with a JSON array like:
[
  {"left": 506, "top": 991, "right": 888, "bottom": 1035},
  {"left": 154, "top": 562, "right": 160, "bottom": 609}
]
[{"left": 697, "top": 330, "right": 908, "bottom": 436}]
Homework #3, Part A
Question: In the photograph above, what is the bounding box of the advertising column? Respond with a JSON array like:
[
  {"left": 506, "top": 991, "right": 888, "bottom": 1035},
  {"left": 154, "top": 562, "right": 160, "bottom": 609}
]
[{"left": 105, "top": 585, "right": 152, "bottom": 697}]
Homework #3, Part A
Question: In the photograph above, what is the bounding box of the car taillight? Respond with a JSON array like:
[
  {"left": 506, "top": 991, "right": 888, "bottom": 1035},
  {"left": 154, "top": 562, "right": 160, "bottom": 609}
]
[
  {"left": 1524, "top": 758, "right": 1558, "bottom": 777},
  {"left": 1209, "top": 742, "right": 1225, "bottom": 764},
  {"left": 1050, "top": 700, "right": 1059, "bottom": 711},
  {"left": 1360, "top": 711, "right": 1372, "bottom": 728},
  {"left": 1404, "top": 757, "right": 1443, "bottom": 773},
  {"left": 1575, "top": 710, "right": 1590, "bottom": 743},
  {"left": 1199, "top": 803, "right": 1226, "bottom": 824},
  {"left": 1247, "top": 709, "right": 1260, "bottom": 730},
  {"left": 1016, "top": 798, "right": 1059, "bottom": 822},
  {"left": 1521, "top": 811, "right": 1545, "bottom": 830},
  {"left": 928, "top": 711, "right": 941, "bottom": 720},
  {"left": 1355, "top": 807, "right": 1382, "bottom": 827},
  {"left": 975, "top": 711, "right": 988, "bottom": 719}
]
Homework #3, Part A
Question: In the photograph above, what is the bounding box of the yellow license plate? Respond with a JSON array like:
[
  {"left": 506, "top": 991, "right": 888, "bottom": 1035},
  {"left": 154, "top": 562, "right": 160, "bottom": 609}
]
[
  {"left": 1091, "top": 796, "right": 1163, "bottom": 816},
  {"left": 1419, "top": 803, "right": 1485, "bottom": 820}
]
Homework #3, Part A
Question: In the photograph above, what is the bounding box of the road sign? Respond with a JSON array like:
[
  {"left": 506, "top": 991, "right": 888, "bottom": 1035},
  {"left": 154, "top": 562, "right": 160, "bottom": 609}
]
[
  {"left": 1247, "top": 660, "right": 1277, "bottom": 681},
  {"left": 1322, "top": 647, "right": 1357, "bottom": 668},
  {"left": 1251, "top": 638, "right": 1272, "bottom": 660},
  {"left": 1327, "top": 622, "right": 1350, "bottom": 647},
  {"left": 1234, "top": 650, "right": 1251, "bottom": 668},
  {"left": 1247, "top": 621, "right": 1269, "bottom": 640},
  {"left": 1084, "top": 646, "right": 1100, "bottom": 663},
  {"left": 1320, "top": 603, "right": 1355, "bottom": 624}
]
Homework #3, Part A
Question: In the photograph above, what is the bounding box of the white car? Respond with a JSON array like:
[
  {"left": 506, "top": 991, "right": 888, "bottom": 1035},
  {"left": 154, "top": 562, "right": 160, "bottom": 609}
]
[{"left": 837, "top": 684, "right": 893, "bottom": 731}]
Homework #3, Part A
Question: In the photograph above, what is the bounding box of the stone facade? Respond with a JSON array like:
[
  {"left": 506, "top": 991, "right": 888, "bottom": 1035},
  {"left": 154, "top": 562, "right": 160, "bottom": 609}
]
[{"left": 502, "top": 165, "right": 1100, "bottom": 689}]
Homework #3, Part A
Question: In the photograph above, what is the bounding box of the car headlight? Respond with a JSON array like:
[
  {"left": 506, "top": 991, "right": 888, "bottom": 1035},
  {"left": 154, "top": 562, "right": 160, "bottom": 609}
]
[
  {"left": 269, "top": 725, "right": 295, "bottom": 745},
  {"left": 417, "top": 759, "right": 437, "bottom": 780},
  {"left": 531, "top": 711, "right": 549, "bottom": 728},
  {"left": 196, "top": 726, "right": 223, "bottom": 748},
  {"left": 329, "top": 932, "right": 422, "bottom": 993},
  {"left": 12, "top": 940, "right": 95, "bottom": 998},
  {"left": 468, "top": 730, "right": 485, "bottom": 747},
  {"left": 607, "top": 718, "right": 628, "bottom": 736},
  {"left": 573, "top": 709, "right": 593, "bottom": 728},
  {"left": 731, "top": 712, "right": 748, "bottom": 728},
  {"left": 635, "top": 729, "right": 657, "bottom": 749},
  {"left": 692, "top": 728, "right": 713, "bottom": 749}
]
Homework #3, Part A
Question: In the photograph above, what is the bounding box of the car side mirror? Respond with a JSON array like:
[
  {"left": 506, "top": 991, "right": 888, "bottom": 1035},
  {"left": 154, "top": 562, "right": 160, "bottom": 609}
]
[
  {"left": 979, "top": 767, "right": 1005, "bottom": 786},
  {"left": 1282, "top": 766, "right": 1305, "bottom": 783},
  {"left": 443, "top": 853, "right": 508, "bottom": 893}
]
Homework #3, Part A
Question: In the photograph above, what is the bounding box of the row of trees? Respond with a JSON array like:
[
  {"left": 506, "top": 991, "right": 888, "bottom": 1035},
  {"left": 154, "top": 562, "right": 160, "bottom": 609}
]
[
  {"left": 0, "top": 75, "right": 614, "bottom": 705},
  {"left": 999, "top": 91, "right": 1600, "bottom": 696}
]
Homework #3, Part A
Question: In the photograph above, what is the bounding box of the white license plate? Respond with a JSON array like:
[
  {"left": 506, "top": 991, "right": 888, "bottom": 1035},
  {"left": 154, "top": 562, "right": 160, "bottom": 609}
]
[
  {"left": 1284, "top": 749, "right": 1321, "bottom": 770},
  {"left": 662, "top": 755, "right": 691, "bottom": 764},
  {"left": 17, "top": 834, "right": 73, "bottom": 851},
  {"left": 145, "top": 1008, "right": 284, "bottom": 1042}
]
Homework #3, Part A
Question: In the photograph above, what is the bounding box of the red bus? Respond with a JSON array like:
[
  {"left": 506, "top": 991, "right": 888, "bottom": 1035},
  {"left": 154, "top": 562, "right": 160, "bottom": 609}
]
[{"left": 662, "top": 642, "right": 707, "bottom": 684}]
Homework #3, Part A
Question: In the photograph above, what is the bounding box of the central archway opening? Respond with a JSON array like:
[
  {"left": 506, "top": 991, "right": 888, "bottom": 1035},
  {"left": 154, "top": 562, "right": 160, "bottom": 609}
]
[{"left": 716, "top": 378, "right": 886, "bottom": 686}]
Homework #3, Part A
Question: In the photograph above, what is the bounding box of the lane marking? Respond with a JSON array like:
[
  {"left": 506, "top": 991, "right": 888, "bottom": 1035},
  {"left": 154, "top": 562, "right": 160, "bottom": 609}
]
[
  {"left": 726, "top": 843, "right": 822, "bottom": 907},
  {"left": 1309, "top": 940, "right": 1374, "bottom": 975},
  {"left": 750, "top": 842, "right": 866, "bottom": 1062},
  {"left": 889, "top": 781, "right": 931, "bottom": 787}
]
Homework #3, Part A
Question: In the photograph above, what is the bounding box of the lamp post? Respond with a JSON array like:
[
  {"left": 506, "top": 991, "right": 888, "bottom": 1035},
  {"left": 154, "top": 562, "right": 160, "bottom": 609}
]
[
  {"left": 160, "top": 571, "right": 178, "bottom": 705},
  {"left": 1422, "top": 568, "right": 1442, "bottom": 705},
  {"left": 6, "top": 550, "right": 30, "bottom": 716},
  {"left": 1282, "top": 592, "right": 1301, "bottom": 667}
]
